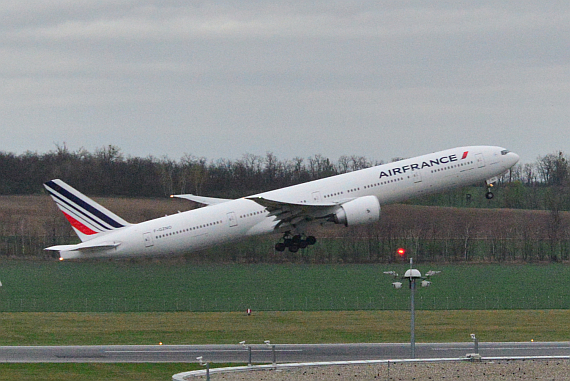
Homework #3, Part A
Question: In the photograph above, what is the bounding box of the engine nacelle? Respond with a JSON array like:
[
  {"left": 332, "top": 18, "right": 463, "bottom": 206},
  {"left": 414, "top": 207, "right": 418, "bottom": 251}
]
[{"left": 333, "top": 195, "right": 381, "bottom": 227}]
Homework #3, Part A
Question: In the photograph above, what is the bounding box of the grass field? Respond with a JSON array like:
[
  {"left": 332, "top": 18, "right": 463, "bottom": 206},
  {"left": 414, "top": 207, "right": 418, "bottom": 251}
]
[
  {"left": 1, "top": 261, "right": 569, "bottom": 380},
  {"left": 0, "top": 309, "right": 569, "bottom": 380},
  {"left": 0, "top": 364, "right": 198, "bottom": 381},
  {"left": 1, "top": 261, "right": 570, "bottom": 345},
  {"left": 0, "top": 261, "right": 569, "bottom": 312},
  {"left": 1, "top": 309, "right": 569, "bottom": 380},
  {"left": 1, "top": 310, "right": 569, "bottom": 346}
]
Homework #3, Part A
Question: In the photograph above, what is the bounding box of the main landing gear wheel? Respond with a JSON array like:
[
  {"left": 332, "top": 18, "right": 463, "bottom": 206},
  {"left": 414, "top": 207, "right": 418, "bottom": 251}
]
[{"left": 274, "top": 233, "right": 317, "bottom": 252}]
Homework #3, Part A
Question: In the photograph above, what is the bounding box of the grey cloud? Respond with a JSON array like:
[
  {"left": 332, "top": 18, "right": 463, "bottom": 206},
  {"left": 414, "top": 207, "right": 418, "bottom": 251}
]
[{"left": 1, "top": 1, "right": 569, "bottom": 162}]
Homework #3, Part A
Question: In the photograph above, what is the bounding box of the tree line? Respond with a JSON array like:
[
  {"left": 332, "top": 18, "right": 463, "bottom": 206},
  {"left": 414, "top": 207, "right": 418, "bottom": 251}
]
[
  {"left": 1, "top": 144, "right": 569, "bottom": 210},
  {"left": 0, "top": 144, "right": 380, "bottom": 198}
]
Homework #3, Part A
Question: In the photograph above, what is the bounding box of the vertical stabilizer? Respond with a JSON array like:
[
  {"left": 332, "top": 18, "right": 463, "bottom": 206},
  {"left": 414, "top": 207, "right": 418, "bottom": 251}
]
[{"left": 44, "top": 179, "right": 131, "bottom": 242}]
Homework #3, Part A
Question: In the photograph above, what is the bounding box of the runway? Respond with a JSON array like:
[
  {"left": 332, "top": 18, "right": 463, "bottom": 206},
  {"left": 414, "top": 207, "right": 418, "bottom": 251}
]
[{"left": 0, "top": 342, "right": 568, "bottom": 363}]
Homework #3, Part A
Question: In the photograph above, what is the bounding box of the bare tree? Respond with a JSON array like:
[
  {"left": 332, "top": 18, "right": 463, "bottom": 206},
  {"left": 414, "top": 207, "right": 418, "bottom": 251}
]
[{"left": 537, "top": 152, "right": 569, "bottom": 186}]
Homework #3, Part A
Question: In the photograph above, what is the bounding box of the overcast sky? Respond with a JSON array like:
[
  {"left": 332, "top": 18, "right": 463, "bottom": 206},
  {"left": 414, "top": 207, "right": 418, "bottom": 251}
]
[{"left": 2, "top": 1, "right": 569, "bottom": 163}]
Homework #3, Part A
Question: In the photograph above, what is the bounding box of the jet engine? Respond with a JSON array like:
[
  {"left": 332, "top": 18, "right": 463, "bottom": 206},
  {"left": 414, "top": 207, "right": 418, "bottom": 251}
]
[{"left": 333, "top": 195, "right": 381, "bottom": 226}]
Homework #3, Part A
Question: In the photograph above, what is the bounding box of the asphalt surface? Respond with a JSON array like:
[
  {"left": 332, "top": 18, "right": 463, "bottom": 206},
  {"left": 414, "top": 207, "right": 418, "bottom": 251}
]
[{"left": 0, "top": 342, "right": 568, "bottom": 363}]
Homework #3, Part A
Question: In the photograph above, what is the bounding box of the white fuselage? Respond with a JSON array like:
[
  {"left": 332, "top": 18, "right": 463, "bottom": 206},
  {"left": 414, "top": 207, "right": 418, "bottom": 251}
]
[{"left": 60, "top": 146, "right": 519, "bottom": 259}]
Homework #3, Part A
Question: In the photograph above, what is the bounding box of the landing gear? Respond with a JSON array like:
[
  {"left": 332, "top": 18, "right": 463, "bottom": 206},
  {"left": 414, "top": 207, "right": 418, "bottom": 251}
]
[
  {"left": 305, "top": 236, "right": 317, "bottom": 245},
  {"left": 485, "top": 177, "right": 497, "bottom": 200},
  {"left": 274, "top": 233, "right": 317, "bottom": 253}
]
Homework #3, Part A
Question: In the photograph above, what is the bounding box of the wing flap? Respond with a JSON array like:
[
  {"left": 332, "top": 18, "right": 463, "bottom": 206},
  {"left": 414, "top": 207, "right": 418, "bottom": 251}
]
[
  {"left": 247, "top": 196, "right": 338, "bottom": 211},
  {"left": 246, "top": 196, "right": 342, "bottom": 229},
  {"left": 171, "top": 194, "right": 232, "bottom": 205}
]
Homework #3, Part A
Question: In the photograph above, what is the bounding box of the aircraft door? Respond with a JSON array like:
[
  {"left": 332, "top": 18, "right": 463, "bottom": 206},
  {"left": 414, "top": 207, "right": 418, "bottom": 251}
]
[
  {"left": 311, "top": 191, "right": 322, "bottom": 202},
  {"left": 227, "top": 212, "right": 238, "bottom": 227},
  {"left": 143, "top": 232, "right": 154, "bottom": 247},
  {"left": 413, "top": 170, "right": 422, "bottom": 184},
  {"left": 476, "top": 153, "right": 486, "bottom": 168}
]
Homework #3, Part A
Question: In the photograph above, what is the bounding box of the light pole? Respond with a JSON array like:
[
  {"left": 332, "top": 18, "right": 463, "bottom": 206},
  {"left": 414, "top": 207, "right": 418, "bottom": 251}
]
[
  {"left": 384, "top": 257, "right": 440, "bottom": 359},
  {"left": 466, "top": 333, "right": 482, "bottom": 361},
  {"left": 239, "top": 341, "right": 252, "bottom": 366},
  {"left": 470, "top": 333, "right": 479, "bottom": 354},
  {"left": 196, "top": 356, "right": 210, "bottom": 381},
  {"left": 265, "top": 340, "right": 276, "bottom": 366}
]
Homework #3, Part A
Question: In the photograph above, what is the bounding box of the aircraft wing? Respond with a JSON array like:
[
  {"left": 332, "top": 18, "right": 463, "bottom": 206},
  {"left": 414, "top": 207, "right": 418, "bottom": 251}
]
[
  {"left": 246, "top": 196, "right": 341, "bottom": 229},
  {"left": 171, "top": 194, "right": 233, "bottom": 205}
]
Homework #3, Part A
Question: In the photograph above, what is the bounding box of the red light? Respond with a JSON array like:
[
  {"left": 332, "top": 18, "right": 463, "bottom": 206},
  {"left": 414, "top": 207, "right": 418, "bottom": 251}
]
[{"left": 397, "top": 248, "right": 406, "bottom": 256}]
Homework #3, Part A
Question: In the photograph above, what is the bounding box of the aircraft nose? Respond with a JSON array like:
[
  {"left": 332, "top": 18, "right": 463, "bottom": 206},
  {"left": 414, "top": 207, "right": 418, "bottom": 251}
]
[{"left": 506, "top": 151, "right": 520, "bottom": 168}]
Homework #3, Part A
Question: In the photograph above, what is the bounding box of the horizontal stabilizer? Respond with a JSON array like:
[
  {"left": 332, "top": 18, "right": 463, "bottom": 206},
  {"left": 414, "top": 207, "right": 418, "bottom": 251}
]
[
  {"left": 45, "top": 241, "right": 121, "bottom": 260},
  {"left": 45, "top": 241, "right": 121, "bottom": 252},
  {"left": 171, "top": 194, "right": 232, "bottom": 205}
]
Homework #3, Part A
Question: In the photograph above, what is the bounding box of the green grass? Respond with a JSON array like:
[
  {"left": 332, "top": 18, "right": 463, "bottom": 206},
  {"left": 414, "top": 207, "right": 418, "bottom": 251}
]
[
  {"left": 0, "top": 309, "right": 568, "bottom": 380},
  {"left": 0, "top": 363, "right": 200, "bottom": 381},
  {"left": 0, "top": 261, "right": 569, "bottom": 380},
  {"left": 1, "top": 310, "right": 569, "bottom": 346},
  {"left": 0, "top": 261, "right": 570, "bottom": 381},
  {"left": 0, "top": 261, "right": 569, "bottom": 312}
]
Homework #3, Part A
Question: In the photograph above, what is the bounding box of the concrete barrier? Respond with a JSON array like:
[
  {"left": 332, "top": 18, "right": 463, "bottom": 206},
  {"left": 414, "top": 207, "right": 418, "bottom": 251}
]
[{"left": 172, "top": 355, "right": 570, "bottom": 380}]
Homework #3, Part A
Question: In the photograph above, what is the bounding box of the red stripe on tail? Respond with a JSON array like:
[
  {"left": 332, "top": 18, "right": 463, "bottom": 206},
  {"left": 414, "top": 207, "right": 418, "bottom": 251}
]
[{"left": 62, "top": 211, "right": 98, "bottom": 235}]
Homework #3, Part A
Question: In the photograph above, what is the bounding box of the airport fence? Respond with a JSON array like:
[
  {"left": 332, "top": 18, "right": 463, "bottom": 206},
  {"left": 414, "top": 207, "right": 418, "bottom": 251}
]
[{"left": 0, "top": 294, "right": 568, "bottom": 313}]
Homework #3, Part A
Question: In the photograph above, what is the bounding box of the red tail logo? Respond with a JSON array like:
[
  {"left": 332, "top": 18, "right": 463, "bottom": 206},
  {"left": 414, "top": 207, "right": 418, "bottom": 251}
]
[
  {"left": 461, "top": 151, "right": 469, "bottom": 160},
  {"left": 62, "top": 211, "right": 97, "bottom": 235}
]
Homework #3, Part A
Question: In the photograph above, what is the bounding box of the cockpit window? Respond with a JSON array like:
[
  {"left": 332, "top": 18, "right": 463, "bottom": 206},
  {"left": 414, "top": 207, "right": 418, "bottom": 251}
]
[{"left": 501, "top": 150, "right": 510, "bottom": 155}]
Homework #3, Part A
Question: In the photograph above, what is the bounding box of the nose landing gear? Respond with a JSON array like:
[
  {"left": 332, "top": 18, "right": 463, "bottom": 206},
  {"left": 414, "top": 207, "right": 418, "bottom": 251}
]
[
  {"left": 275, "top": 233, "right": 317, "bottom": 253},
  {"left": 485, "top": 177, "right": 497, "bottom": 200},
  {"left": 485, "top": 185, "right": 494, "bottom": 199}
]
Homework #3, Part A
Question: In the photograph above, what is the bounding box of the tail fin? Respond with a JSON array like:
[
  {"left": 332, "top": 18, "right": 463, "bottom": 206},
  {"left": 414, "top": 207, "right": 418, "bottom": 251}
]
[{"left": 44, "top": 179, "right": 131, "bottom": 242}]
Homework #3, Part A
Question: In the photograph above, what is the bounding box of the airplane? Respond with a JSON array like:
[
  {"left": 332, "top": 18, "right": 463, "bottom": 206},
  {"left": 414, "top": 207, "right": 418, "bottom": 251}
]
[{"left": 43, "top": 145, "right": 519, "bottom": 260}]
